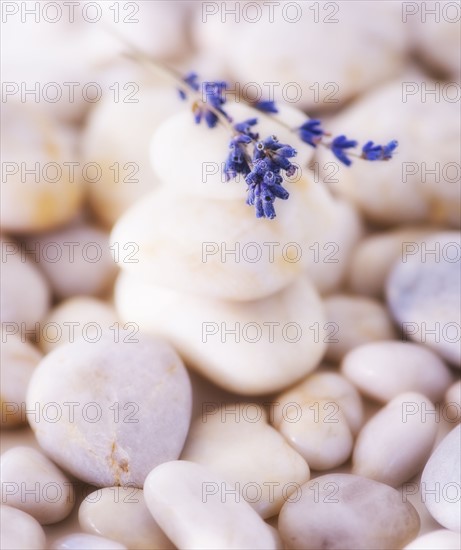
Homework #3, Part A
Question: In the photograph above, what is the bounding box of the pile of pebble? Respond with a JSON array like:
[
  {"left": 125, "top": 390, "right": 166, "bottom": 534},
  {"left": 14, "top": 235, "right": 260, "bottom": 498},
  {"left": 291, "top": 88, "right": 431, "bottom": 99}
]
[{"left": 1, "top": 1, "right": 460, "bottom": 549}]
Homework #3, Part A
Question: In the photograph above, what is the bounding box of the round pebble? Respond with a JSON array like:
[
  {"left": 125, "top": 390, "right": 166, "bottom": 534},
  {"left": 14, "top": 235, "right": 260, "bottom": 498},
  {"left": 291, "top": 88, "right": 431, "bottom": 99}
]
[
  {"left": 278, "top": 474, "right": 420, "bottom": 550},
  {"left": 24, "top": 223, "right": 117, "bottom": 300},
  {"left": 1, "top": 446, "right": 74, "bottom": 524},
  {"left": 143, "top": 460, "right": 280, "bottom": 549},
  {"left": 445, "top": 380, "right": 461, "bottom": 411},
  {"left": 404, "top": 529, "right": 461, "bottom": 550},
  {"left": 51, "top": 533, "right": 127, "bottom": 550},
  {"left": 341, "top": 341, "right": 453, "bottom": 403},
  {"left": 26, "top": 334, "right": 192, "bottom": 487},
  {"left": 0, "top": 505, "right": 47, "bottom": 550},
  {"left": 1, "top": 236, "right": 51, "bottom": 334},
  {"left": 38, "top": 297, "right": 118, "bottom": 354},
  {"left": 115, "top": 273, "right": 327, "bottom": 395},
  {"left": 324, "top": 295, "right": 396, "bottom": 362},
  {"left": 353, "top": 392, "right": 438, "bottom": 487},
  {"left": 181, "top": 403, "right": 310, "bottom": 518},
  {"left": 387, "top": 232, "right": 461, "bottom": 366},
  {"left": 79, "top": 487, "right": 173, "bottom": 550},
  {"left": 421, "top": 425, "right": 461, "bottom": 532},
  {"left": 1, "top": 332, "right": 42, "bottom": 427}
]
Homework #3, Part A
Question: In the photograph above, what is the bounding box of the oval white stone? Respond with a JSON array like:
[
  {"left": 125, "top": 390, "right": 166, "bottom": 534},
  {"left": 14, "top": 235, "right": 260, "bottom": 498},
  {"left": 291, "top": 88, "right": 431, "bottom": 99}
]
[
  {"left": 341, "top": 341, "right": 453, "bottom": 403},
  {"left": 421, "top": 425, "right": 461, "bottom": 532},
  {"left": 26, "top": 335, "right": 192, "bottom": 487},
  {"left": 404, "top": 529, "right": 461, "bottom": 549},
  {"left": 353, "top": 392, "right": 438, "bottom": 487},
  {"left": 79, "top": 487, "right": 173, "bottom": 550},
  {"left": 51, "top": 533, "right": 127, "bottom": 550},
  {"left": 278, "top": 474, "right": 420, "bottom": 550},
  {"left": 445, "top": 380, "right": 461, "bottom": 411},
  {"left": 143, "top": 460, "right": 280, "bottom": 549},
  {"left": 0, "top": 505, "right": 46, "bottom": 550},
  {"left": 181, "top": 403, "right": 310, "bottom": 518},
  {"left": 115, "top": 273, "right": 326, "bottom": 395},
  {"left": 1, "top": 446, "right": 74, "bottom": 524}
]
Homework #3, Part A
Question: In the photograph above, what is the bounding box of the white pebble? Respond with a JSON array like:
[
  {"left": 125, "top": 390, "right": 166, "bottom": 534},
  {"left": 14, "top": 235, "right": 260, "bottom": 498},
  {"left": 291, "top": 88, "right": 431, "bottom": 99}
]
[
  {"left": 342, "top": 342, "right": 453, "bottom": 403},
  {"left": 324, "top": 295, "right": 396, "bottom": 362},
  {"left": 1, "top": 332, "right": 42, "bottom": 427},
  {"left": 353, "top": 392, "right": 438, "bottom": 487},
  {"left": 51, "top": 533, "right": 127, "bottom": 550},
  {"left": 1, "top": 446, "right": 74, "bottom": 524},
  {"left": 79, "top": 487, "right": 173, "bottom": 550},
  {"left": 1, "top": 236, "right": 51, "bottom": 333},
  {"left": 38, "top": 296, "right": 118, "bottom": 354},
  {"left": 115, "top": 273, "right": 326, "bottom": 395},
  {"left": 422, "top": 425, "right": 461, "bottom": 532},
  {"left": 0, "top": 505, "right": 46, "bottom": 550},
  {"left": 404, "top": 529, "right": 461, "bottom": 550},
  {"left": 181, "top": 403, "right": 310, "bottom": 518},
  {"left": 278, "top": 474, "right": 420, "bottom": 550},
  {"left": 143, "top": 460, "right": 280, "bottom": 549},
  {"left": 27, "top": 334, "right": 192, "bottom": 487},
  {"left": 445, "top": 380, "right": 461, "bottom": 411}
]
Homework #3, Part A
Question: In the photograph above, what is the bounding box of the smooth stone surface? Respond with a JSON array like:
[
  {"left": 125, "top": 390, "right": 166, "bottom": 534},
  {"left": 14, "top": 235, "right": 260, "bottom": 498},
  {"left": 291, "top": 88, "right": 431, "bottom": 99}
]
[
  {"left": 307, "top": 200, "right": 364, "bottom": 295},
  {"left": 387, "top": 232, "right": 461, "bottom": 366},
  {"left": 347, "top": 227, "right": 439, "bottom": 298},
  {"left": 278, "top": 474, "right": 420, "bottom": 550},
  {"left": 1, "top": 236, "right": 51, "bottom": 333},
  {"left": 111, "top": 177, "right": 336, "bottom": 302},
  {"left": 404, "top": 529, "right": 461, "bottom": 549},
  {"left": 422, "top": 425, "right": 461, "bottom": 532},
  {"left": 151, "top": 102, "right": 314, "bottom": 200},
  {"left": 39, "top": 297, "right": 118, "bottom": 354},
  {"left": 27, "top": 334, "right": 192, "bottom": 487},
  {"left": 181, "top": 403, "right": 310, "bottom": 518},
  {"left": 1, "top": 446, "right": 74, "bottom": 524},
  {"left": 273, "top": 371, "right": 364, "bottom": 435},
  {"left": 341, "top": 341, "right": 453, "bottom": 403},
  {"left": 25, "top": 223, "right": 117, "bottom": 301},
  {"left": 445, "top": 380, "right": 461, "bottom": 411},
  {"left": 324, "top": 295, "right": 396, "bottom": 362},
  {"left": 82, "top": 84, "right": 182, "bottom": 227},
  {"left": 144, "top": 460, "right": 280, "bottom": 549},
  {"left": 1, "top": 332, "right": 42, "bottom": 427},
  {"left": 115, "top": 273, "right": 327, "bottom": 395},
  {"left": 318, "top": 78, "right": 461, "bottom": 227},
  {"left": 79, "top": 488, "right": 173, "bottom": 550},
  {"left": 0, "top": 505, "right": 47, "bottom": 549},
  {"left": 51, "top": 533, "right": 127, "bottom": 550},
  {"left": 1, "top": 102, "right": 84, "bottom": 233},
  {"left": 353, "top": 392, "right": 438, "bottom": 487}
]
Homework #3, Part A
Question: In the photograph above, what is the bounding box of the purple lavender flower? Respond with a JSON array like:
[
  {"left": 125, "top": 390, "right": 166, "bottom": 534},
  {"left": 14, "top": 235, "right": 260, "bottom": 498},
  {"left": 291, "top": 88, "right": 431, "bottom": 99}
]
[
  {"left": 362, "top": 140, "right": 399, "bottom": 161},
  {"left": 331, "top": 135, "right": 359, "bottom": 166},
  {"left": 253, "top": 99, "right": 278, "bottom": 113},
  {"left": 298, "top": 119, "right": 325, "bottom": 147}
]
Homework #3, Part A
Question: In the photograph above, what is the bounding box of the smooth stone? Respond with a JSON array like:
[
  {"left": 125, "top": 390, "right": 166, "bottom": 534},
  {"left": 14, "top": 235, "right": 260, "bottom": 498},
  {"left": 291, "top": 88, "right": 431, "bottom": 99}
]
[
  {"left": 404, "top": 529, "right": 461, "bottom": 549},
  {"left": 1, "top": 236, "right": 51, "bottom": 333},
  {"left": 341, "top": 341, "right": 453, "bottom": 403},
  {"left": 318, "top": 78, "right": 460, "bottom": 227},
  {"left": 278, "top": 474, "right": 420, "bottom": 550},
  {"left": 144, "top": 460, "right": 280, "bottom": 549},
  {"left": 51, "top": 533, "right": 127, "bottom": 550},
  {"left": 111, "top": 176, "right": 336, "bottom": 302},
  {"left": 422, "top": 425, "right": 461, "bottom": 532},
  {"left": 79, "top": 487, "right": 173, "bottom": 550},
  {"left": 347, "top": 227, "right": 439, "bottom": 298},
  {"left": 181, "top": 403, "right": 310, "bottom": 518},
  {"left": 38, "top": 297, "right": 118, "bottom": 354},
  {"left": 1, "top": 332, "right": 42, "bottom": 427},
  {"left": 272, "top": 371, "right": 364, "bottom": 435},
  {"left": 193, "top": 3, "right": 406, "bottom": 110},
  {"left": 324, "top": 295, "right": 396, "bottom": 362},
  {"left": 307, "top": 200, "right": 364, "bottom": 295},
  {"left": 1, "top": 446, "right": 74, "bottom": 524},
  {"left": 82, "top": 84, "right": 182, "bottom": 228},
  {"left": 445, "top": 380, "right": 461, "bottom": 410},
  {"left": 151, "top": 102, "right": 314, "bottom": 200},
  {"left": 115, "top": 273, "right": 327, "bottom": 395},
  {"left": 1, "top": 101, "right": 84, "bottom": 233},
  {"left": 353, "top": 392, "right": 438, "bottom": 487},
  {"left": 386, "top": 232, "right": 461, "bottom": 366},
  {"left": 25, "top": 223, "right": 117, "bottom": 300},
  {"left": 0, "top": 505, "right": 47, "bottom": 550},
  {"left": 26, "top": 334, "right": 192, "bottom": 487}
]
